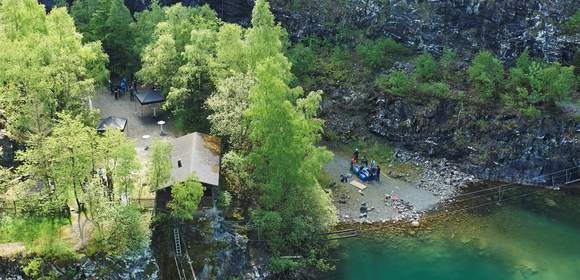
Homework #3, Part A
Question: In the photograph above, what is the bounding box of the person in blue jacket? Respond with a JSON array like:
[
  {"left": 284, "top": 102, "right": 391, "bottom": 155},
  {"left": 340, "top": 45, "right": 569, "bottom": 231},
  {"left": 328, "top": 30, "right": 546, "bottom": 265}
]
[{"left": 120, "top": 78, "right": 128, "bottom": 96}]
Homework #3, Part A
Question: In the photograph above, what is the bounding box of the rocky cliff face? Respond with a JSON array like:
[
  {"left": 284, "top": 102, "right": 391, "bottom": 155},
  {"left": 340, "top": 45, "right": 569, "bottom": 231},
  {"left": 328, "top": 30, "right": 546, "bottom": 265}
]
[
  {"left": 42, "top": 0, "right": 578, "bottom": 63},
  {"left": 277, "top": 0, "right": 580, "bottom": 184},
  {"left": 273, "top": 0, "right": 579, "bottom": 63}
]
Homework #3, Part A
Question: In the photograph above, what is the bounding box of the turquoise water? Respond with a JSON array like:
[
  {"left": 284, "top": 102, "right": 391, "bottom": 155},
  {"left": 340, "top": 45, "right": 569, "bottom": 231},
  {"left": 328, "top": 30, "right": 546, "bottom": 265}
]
[{"left": 326, "top": 190, "right": 580, "bottom": 280}]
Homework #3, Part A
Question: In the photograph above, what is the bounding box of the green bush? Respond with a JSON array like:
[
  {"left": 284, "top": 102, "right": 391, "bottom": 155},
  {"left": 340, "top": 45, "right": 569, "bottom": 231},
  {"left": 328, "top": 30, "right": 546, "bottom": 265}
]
[
  {"left": 218, "top": 190, "right": 232, "bottom": 209},
  {"left": 415, "top": 52, "right": 438, "bottom": 82},
  {"left": 317, "top": 44, "right": 355, "bottom": 84},
  {"left": 288, "top": 42, "right": 316, "bottom": 79},
  {"left": 90, "top": 205, "right": 149, "bottom": 256},
  {"left": 32, "top": 232, "right": 76, "bottom": 262},
  {"left": 440, "top": 48, "right": 459, "bottom": 81},
  {"left": 356, "top": 38, "right": 410, "bottom": 70},
  {"left": 23, "top": 258, "right": 42, "bottom": 279},
  {"left": 356, "top": 39, "right": 384, "bottom": 69},
  {"left": 376, "top": 70, "right": 415, "bottom": 96},
  {"left": 507, "top": 49, "right": 575, "bottom": 106},
  {"left": 562, "top": 9, "right": 580, "bottom": 35},
  {"left": 573, "top": 50, "right": 580, "bottom": 76},
  {"left": 521, "top": 105, "right": 541, "bottom": 119},
  {"left": 418, "top": 82, "right": 451, "bottom": 98},
  {"left": 468, "top": 50, "right": 504, "bottom": 101},
  {"left": 270, "top": 257, "right": 302, "bottom": 273}
]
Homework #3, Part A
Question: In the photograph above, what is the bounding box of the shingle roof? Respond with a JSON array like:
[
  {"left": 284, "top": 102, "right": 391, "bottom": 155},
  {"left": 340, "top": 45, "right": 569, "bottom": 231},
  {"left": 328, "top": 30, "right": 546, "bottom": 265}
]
[
  {"left": 162, "top": 132, "right": 221, "bottom": 188},
  {"left": 96, "top": 116, "right": 127, "bottom": 132}
]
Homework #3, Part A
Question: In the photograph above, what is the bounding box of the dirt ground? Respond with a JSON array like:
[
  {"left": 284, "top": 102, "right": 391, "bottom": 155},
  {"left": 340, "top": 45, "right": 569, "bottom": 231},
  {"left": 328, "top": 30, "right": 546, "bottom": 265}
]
[
  {"left": 325, "top": 152, "right": 438, "bottom": 223},
  {"left": 0, "top": 242, "right": 25, "bottom": 257}
]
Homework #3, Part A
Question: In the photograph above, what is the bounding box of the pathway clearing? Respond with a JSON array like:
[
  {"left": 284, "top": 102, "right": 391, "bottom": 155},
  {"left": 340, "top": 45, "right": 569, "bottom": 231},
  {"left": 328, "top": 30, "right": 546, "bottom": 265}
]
[
  {"left": 0, "top": 242, "right": 25, "bottom": 257},
  {"left": 92, "top": 88, "right": 179, "bottom": 199},
  {"left": 92, "top": 87, "right": 180, "bottom": 163},
  {"left": 326, "top": 152, "right": 438, "bottom": 223}
]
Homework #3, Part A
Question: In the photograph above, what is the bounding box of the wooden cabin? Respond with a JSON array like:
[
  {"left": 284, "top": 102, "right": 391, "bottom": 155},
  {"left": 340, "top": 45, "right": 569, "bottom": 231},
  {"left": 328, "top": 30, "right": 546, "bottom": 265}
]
[{"left": 155, "top": 132, "right": 221, "bottom": 211}]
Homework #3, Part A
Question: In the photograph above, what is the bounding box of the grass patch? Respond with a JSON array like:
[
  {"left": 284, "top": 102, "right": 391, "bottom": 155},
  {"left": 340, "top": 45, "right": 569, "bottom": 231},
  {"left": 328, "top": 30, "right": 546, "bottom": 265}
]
[
  {"left": 318, "top": 170, "right": 334, "bottom": 189},
  {"left": 0, "top": 215, "right": 75, "bottom": 261}
]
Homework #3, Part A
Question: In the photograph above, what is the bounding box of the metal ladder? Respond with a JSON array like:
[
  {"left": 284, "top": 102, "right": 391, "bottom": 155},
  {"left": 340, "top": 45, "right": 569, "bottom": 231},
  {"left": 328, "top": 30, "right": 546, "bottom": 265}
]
[{"left": 173, "top": 228, "right": 182, "bottom": 257}]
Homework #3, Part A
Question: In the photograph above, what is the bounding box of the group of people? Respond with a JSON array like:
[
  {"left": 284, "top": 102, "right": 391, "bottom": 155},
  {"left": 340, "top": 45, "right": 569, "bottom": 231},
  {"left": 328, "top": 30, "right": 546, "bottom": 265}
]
[
  {"left": 108, "top": 77, "right": 138, "bottom": 101},
  {"left": 350, "top": 148, "right": 381, "bottom": 182}
]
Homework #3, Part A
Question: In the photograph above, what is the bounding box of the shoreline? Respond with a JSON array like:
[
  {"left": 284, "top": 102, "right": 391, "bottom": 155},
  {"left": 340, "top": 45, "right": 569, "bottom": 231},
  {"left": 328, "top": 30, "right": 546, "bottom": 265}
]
[{"left": 328, "top": 147, "right": 478, "bottom": 225}]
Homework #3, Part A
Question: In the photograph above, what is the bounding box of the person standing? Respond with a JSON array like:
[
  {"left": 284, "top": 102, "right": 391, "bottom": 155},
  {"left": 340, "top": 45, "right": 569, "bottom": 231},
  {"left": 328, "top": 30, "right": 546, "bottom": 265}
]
[
  {"left": 353, "top": 148, "right": 359, "bottom": 162},
  {"left": 376, "top": 165, "right": 381, "bottom": 182},
  {"left": 108, "top": 79, "right": 113, "bottom": 95},
  {"left": 132, "top": 79, "right": 138, "bottom": 94},
  {"left": 114, "top": 87, "right": 119, "bottom": 100},
  {"left": 120, "top": 78, "right": 128, "bottom": 97}
]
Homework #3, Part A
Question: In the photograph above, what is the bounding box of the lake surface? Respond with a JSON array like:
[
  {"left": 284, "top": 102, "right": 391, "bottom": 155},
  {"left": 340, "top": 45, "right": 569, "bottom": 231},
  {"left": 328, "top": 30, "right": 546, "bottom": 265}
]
[{"left": 325, "top": 188, "right": 580, "bottom": 280}]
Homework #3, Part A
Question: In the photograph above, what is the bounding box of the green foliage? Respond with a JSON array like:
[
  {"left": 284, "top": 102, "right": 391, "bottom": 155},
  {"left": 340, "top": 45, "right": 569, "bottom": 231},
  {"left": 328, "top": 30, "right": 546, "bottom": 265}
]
[
  {"left": 507, "top": 49, "right": 575, "bottom": 108},
  {"left": 440, "top": 48, "right": 459, "bottom": 82},
  {"left": 213, "top": 23, "right": 249, "bottom": 77},
  {"left": 220, "top": 151, "right": 254, "bottom": 205},
  {"left": 246, "top": 0, "right": 285, "bottom": 67},
  {"left": 573, "top": 50, "right": 580, "bottom": 76},
  {"left": 226, "top": 0, "right": 337, "bottom": 257},
  {"left": 355, "top": 38, "right": 410, "bottom": 70},
  {"left": 468, "top": 50, "right": 504, "bottom": 101},
  {"left": 414, "top": 52, "right": 438, "bottom": 82},
  {"left": 287, "top": 42, "right": 316, "bottom": 79},
  {"left": 103, "top": 0, "right": 136, "bottom": 76},
  {"left": 418, "top": 82, "right": 451, "bottom": 98},
  {"left": 138, "top": 24, "right": 179, "bottom": 90},
  {"left": 0, "top": 0, "right": 108, "bottom": 141},
  {"left": 91, "top": 204, "right": 149, "bottom": 255},
  {"left": 12, "top": 112, "right": 147, "bottom": 256},
  {"left": 138, "top": 4, "right": 221, "bottom": 132},
  {"left": 98, "top": 129, "right": 140, "bottom": 197},
  {"left": 562, "top": 9, "right": 580, "bottom": 35},
  {"left": 165, "top": 28, "right": 217, "bottom": 132},
  {"left": 521, "top": 105, "right": 542, "bottom": 120},
  {"left": 131, "top": 0, "right": 166, "bottom": 56},
  {"left": 169, "top": 176, "right": 205, "bottom": 221},
  {"left": 247, "top": 57, "right": 336, "bottom": 253},
  {"left": 23, "top": 258, "right": 42, "bottom": 279},
  {"left": 71, "top": 0, "right": 100, "bottom": 37},
  {"left": 0, "top": 216, "right": 75, "bottom": 260},
  {"left": 206, "top": 73, "right": 254, "bottom": 150},
  {"left": 147, "top": 140, "right": 172, "bottom": 191},
  {"left": 72, "top": 0, "right": 137, "bottom": 76},
  {"left": 0, "top": 216, "right": 68, "bottom": 245},
  {"left": 270, "top": 257, "right": 302, "bottom": 273},
  {"left": 376, "top": 70, "right": 415, "bottom": 96},
  {"left": 218, "top": 191, "right": 232, "bottom": 209},
  {"left": 17, "top": 114, "right": 96, "bottom": 212}
]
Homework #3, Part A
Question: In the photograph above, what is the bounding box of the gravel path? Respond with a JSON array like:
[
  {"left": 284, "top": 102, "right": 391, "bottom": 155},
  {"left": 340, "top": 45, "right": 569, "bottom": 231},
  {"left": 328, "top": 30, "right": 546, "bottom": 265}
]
[{"left": 326, "top": 153, "right": 438, "bottom": 223}]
